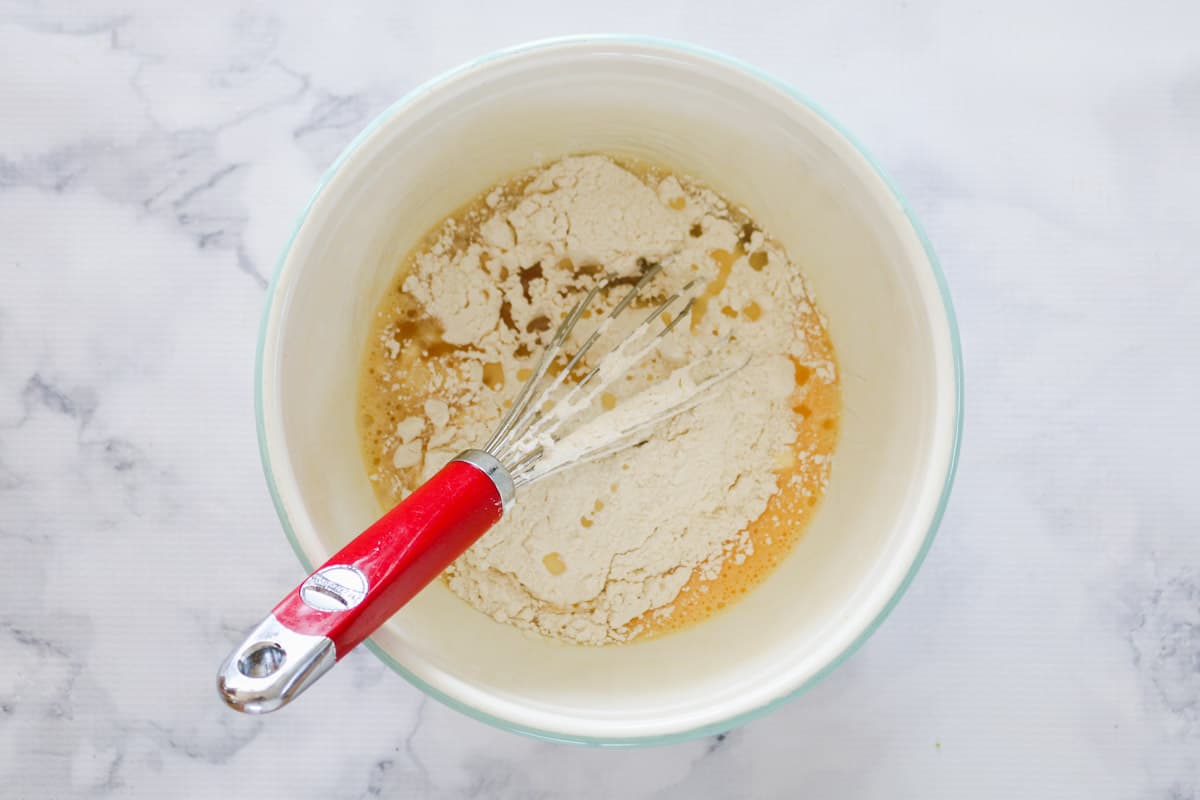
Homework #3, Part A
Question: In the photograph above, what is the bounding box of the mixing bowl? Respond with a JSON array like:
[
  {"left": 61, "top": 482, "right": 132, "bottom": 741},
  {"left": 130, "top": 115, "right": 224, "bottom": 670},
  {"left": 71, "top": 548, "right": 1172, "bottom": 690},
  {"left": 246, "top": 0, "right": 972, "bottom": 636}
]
[{"left": 256, "top": 36, "right": 962, "bottom": 744}]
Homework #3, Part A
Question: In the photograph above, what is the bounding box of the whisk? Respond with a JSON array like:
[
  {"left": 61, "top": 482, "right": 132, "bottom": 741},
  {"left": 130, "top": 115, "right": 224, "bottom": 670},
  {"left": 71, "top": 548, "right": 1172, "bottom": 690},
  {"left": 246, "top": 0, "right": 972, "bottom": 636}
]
[{"left": 218, "top": 262, "right": 744, "bottom": 713}]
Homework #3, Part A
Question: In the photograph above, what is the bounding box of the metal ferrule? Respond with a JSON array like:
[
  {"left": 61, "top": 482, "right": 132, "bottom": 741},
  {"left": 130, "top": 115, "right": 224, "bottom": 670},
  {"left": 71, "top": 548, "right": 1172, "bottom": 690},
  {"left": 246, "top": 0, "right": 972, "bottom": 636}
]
[{"left": 452, "top": 448, "right": 516, "bottom": 513}]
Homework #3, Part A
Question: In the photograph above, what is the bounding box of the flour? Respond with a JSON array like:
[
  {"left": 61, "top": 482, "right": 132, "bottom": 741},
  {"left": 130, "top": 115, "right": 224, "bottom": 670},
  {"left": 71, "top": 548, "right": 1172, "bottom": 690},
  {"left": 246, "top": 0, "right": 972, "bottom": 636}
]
[{"left": 373, "top": 155, "right": 831, "bottom": 644}]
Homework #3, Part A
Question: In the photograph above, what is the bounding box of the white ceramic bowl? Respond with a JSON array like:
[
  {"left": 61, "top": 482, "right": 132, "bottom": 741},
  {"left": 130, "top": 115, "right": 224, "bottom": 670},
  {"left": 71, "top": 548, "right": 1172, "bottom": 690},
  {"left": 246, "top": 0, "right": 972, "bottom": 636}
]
[{"left": 257, "top": 36, "right": 962, "bottom": 745}]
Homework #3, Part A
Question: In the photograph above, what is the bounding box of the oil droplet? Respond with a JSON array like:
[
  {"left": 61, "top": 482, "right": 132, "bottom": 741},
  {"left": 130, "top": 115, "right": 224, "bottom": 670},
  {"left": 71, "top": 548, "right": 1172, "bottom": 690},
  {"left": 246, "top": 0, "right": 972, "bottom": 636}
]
[
  {"left": 482, "top": 362, "right": 505, "bottom": 391},
  {"left": 720, "top": 305, "right": 738, "bottom": 318},
  {"left": 580, "top": 516, "right": 594, "bottom": 528},
  {"left": 691, "top": 249, "right": 737, "bottom": 331},
  {"left": 542, "top": 552, "right": 566, "bottom": 575},
  {"left": 743, "top": 301, "right": 762, "bottom": 321},
  {"left": 791, "top": 358, "right": 812, "bottom": 386},
  {"left": 526, "top": 315, "right": 552, "bottom": 333},
  {"left": 518, "top": 262, "right": 544, "bottom": 302},
  {"left": 594, "top": 499, "right": 605, "bottom": 512},
  {"left": 668, "top": 196, "right": 687, "bottom": 210},
  {"left": 689, "top": 223, "right": 703, "bottom": 238},
  {"left": 393, "top": 316, "right": 461, "bottom": 358},
  {"left": 749, "top": 251, "right": 769, "bottom": 270},
  {"left": 601, "top": 392, "right": 617, "bottom": 411},
  {"left": 516, "top": 367, "right": 532, "bottom": 382}
]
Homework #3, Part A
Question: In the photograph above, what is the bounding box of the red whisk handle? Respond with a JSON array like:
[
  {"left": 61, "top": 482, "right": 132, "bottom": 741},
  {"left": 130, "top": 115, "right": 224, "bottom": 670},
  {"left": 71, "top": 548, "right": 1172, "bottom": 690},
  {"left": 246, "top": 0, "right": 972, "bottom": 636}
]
[{"left": 217, "top": 450, "right": 510, "bottom": 713}]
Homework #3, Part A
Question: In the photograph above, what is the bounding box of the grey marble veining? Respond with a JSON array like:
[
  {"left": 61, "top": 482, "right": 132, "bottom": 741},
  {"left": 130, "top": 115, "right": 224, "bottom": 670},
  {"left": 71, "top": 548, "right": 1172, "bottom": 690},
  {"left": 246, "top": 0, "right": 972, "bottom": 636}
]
[{"left": 2, "top": 1, "right": 1198, "bottom": 797}]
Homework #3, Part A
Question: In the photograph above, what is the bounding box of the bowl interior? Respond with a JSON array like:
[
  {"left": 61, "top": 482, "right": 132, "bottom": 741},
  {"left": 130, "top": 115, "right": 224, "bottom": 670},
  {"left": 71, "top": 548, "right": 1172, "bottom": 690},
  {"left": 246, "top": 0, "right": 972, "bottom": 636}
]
[{"left": 260, "top": 40, "right": 958, "bottom": 742}]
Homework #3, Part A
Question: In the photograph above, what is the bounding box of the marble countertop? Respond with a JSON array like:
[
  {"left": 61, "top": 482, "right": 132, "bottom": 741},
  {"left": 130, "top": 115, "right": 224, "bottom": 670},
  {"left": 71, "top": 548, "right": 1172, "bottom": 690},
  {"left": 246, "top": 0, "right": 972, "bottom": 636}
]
[{"left": 3, "top": 2, "right": 1198, "bottom": 797}]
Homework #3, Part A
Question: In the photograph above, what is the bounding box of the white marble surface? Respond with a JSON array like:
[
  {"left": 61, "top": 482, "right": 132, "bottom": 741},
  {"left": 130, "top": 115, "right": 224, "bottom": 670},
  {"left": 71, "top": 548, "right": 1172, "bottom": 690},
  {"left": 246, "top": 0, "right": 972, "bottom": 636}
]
[{"left": 2, "top": 1, "right": 1198, "bottom": 797}]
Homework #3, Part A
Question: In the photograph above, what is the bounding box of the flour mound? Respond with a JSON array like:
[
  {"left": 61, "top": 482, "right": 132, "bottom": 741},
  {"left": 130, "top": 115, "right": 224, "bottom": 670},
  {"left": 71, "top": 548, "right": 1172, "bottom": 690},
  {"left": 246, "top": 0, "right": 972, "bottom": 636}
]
[{"left": 392, "top": 156, "right": 824, "bottom": 644}]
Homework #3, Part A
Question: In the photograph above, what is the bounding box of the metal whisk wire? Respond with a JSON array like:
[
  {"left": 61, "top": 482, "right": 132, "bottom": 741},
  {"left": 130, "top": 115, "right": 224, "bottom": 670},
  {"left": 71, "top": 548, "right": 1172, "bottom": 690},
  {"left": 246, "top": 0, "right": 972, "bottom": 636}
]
[
  {"left": 482, "top": 262, "right": 742, "bottom": 488},
  {"left": 508, "top": 345, "right": 746, "bottom": 486}
]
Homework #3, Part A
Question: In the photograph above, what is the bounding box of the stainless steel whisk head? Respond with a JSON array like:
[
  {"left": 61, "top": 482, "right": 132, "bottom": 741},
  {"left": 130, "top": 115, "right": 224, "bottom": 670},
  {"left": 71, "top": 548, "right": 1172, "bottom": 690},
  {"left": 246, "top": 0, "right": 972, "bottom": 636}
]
[{"left": 483, "top": 260, "right": 746, "bottom": 488}]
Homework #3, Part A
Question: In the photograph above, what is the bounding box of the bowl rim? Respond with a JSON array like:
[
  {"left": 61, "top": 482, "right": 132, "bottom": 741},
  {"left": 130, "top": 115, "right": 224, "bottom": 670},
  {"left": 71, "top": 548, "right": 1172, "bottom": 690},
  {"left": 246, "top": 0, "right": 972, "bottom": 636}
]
[{"left": 255, "top": 34, "right": 964, "bottom": 747}]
